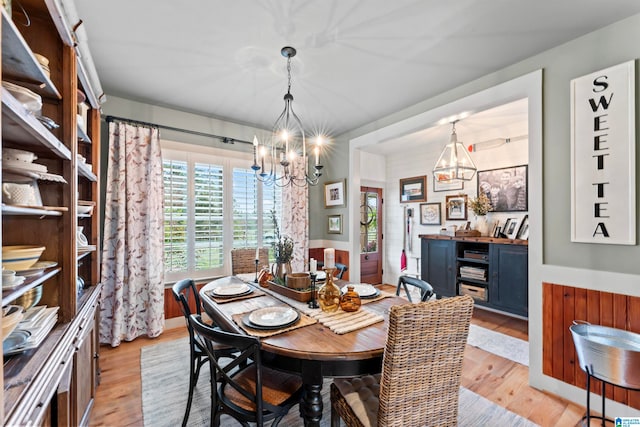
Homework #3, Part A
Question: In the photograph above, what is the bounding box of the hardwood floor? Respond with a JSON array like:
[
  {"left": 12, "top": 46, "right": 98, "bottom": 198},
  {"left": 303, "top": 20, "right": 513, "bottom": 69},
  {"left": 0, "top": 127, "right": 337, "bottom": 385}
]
[{"left": 90, "top": 307, "right": 590, "bottom": 427}]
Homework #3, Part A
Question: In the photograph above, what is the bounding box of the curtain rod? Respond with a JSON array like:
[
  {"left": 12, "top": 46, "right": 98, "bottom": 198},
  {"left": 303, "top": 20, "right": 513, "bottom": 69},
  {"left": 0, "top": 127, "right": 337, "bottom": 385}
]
[{"left": 104, "top": 115, "right": 254, "bottom": 145}]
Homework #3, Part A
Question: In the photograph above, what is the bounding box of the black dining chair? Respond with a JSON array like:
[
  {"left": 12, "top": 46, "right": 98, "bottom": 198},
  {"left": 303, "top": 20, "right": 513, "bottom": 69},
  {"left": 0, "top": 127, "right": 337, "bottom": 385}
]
[
  {"left": 317, "top": 261, "right": 348, "bottom": 279},
  {"left": 171, "top": 279, "right": 234, "bottom": 427},
  {"left": 396, "top": 275, "right": 434, "bottom": 302},
  {"left": 189, "top": 314, "right": 304, "bottom": 427}
]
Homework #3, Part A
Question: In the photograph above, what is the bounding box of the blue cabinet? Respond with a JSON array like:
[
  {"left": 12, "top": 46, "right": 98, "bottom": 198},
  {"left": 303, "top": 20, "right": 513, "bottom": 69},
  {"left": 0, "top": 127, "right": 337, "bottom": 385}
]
[{"left": 420, "top": 238, "right": 456, "bottom": 297}]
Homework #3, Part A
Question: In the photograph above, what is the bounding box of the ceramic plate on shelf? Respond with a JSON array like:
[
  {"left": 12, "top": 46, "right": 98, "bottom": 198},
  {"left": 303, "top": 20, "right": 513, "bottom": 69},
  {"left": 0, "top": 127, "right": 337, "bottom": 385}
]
[
  {"left": 15, "top": 261, "right": 58, "bottom": 277},
  {"left": 341, "top": 284, "right": 379, "bottom": 298},
  {"left": 248, "top": 306, "right": 299, "bottom": 328},
  {"left": 2, "top": 275, "right": 25, "bottom": 289},
  {"left": 211, "top": 283, "right": 251, "bottom": 297},
  {"left": 3, "top": 330, "right": 31, "bottom": 355}
]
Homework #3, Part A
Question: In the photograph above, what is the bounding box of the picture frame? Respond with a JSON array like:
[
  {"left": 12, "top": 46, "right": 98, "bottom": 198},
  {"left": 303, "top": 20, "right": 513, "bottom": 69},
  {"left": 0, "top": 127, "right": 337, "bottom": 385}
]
[
  {"left": 324, "top": 179, "right": 346, "bottom": 208},
  {"left": 477, "top": 165, "right": 528, "bottom": 212},
  {"left": 445, "top": 195, "right": 468, "bottom": 221},
  {"left": 516, "top": 214, "right": 529, "bottom": 240},
  {"left": 419, "top": 203, "right": 441, "bottom": 225},
  {"left": 433, "top": 178, "right": 463, "bottom": 193},
  {"left": 504, "top": 217, "right": 520, "bottom": 239},
  {"left": 327, "top": 214, "right": 343, "bottom": 234},
  {"left": 399, "top": 175, "right": 427, "bottom": 203}
]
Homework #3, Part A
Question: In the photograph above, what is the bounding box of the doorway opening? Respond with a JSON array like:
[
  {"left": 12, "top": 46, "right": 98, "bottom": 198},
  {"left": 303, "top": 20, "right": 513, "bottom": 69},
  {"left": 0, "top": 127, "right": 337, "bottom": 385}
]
[{"left": 360, "top": 186, "right": 382, "bottom": 284}]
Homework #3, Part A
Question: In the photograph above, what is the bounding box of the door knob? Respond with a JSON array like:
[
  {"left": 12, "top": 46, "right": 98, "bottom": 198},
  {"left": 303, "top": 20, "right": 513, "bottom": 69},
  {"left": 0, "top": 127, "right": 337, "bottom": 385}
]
[{"left": 364, "top": 255, "right": 369, "bottom": 260}]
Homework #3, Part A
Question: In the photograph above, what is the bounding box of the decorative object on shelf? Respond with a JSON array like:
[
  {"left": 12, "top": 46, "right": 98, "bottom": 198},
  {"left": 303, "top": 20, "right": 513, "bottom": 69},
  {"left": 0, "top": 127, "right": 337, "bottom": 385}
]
[
  {"left": 516, "top": 215, "right": 530, "bottom": 240},
  {"left": 251, "top": 46, "right": 324, "bottom": 187},
  {"left": 468, "top": 192, "right": 492, "bottom": 236},
  {"left": 339, "top": 285, "right": 362, "bottom": 312},
  {"left": 317, "top": 267, "right": 340, "bottom": 312},
  {"left": 2, "top": 245, "right": 45, "bottom": 271},
  {"left": 399, "top": 175, "right": 427, "bottom": 203},
  {"left": 445, "top": 194, "right": 468, "bottom": 221},
  {"left": 420, "top": 202, "right": 441, "bottom": 225},
  {"left": 328, "top": 214, "right": 342, "bottom": 234},
  {"left": 2, "top": 182, "right": 41, "bottom": 206},
  {"left": 433, "top": 120, "right": 477, "bottom": 183},
  {"left": 477, "top": 164, "right": 528, "bottom": 212},
  {"left": 324, "top": 179, "right": 346, "bottom": 208}
]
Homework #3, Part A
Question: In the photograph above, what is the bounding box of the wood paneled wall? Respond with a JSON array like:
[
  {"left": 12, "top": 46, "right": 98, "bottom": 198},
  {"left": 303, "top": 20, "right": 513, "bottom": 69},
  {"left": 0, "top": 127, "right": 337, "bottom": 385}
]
[
  {"left": 309, "top": 248, "right": 350, "bottom": 281},
  {"left": 542, "top": 282, "right": 640, "bottom": 409}
]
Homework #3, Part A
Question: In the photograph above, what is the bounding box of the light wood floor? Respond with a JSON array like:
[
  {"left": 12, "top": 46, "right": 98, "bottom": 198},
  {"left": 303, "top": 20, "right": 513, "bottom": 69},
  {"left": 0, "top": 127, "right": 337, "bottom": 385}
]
[{"left": 90, "top": 307, "right": 590, "bottom": 427}]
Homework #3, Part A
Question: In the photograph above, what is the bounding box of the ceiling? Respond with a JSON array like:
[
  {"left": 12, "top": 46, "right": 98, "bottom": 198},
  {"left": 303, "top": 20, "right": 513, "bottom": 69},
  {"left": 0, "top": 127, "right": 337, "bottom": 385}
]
[{"left": 76, "top": 1, "right": 640, "bottom": 139}]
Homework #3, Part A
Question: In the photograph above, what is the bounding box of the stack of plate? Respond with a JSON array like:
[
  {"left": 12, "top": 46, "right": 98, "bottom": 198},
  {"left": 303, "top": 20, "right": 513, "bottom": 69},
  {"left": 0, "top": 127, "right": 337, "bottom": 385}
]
[
  {"left": 34, "top": 53, "right": 50, "bottom": 78},
  {"left": 2, "top": 81, "right": 42, "bottom": 114},
  {"left": 2, "top": 147, "right": 48, "bottom": 184}
]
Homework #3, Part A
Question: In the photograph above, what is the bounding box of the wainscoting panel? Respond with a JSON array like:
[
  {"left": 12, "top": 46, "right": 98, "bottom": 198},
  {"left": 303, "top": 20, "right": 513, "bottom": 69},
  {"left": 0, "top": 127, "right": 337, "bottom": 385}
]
[{"left": 542, "top": 282, "right": 640, "bottom": 409}]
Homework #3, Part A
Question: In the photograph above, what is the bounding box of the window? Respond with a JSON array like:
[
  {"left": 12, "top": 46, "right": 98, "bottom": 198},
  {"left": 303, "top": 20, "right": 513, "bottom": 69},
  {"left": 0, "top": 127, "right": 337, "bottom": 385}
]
[{"left": 163, "top": 142, "right": 281, "bottom": 282}]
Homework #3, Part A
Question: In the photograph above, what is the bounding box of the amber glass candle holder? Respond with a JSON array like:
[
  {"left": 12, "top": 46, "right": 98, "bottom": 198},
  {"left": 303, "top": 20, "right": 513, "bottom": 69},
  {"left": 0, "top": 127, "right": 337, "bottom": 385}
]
[{"left": 317, "top": 268, "right": 340, "bottom": 312}]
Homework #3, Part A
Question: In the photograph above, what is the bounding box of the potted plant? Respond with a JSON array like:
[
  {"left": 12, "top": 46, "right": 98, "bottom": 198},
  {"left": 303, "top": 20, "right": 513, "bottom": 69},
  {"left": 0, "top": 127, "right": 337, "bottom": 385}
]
[{"left": 270, "top": 210, "right": 294, "bottom": 281}]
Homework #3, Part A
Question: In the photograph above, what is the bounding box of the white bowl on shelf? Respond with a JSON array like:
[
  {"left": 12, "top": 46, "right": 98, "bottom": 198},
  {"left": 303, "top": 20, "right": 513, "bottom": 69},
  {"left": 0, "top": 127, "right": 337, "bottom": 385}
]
[{"left": 3, "top": 147, "right": 37, "bottom": 163}]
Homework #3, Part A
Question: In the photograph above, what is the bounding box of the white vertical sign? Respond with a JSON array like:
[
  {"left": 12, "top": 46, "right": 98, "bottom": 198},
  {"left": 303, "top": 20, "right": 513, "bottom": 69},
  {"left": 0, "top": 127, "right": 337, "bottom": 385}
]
[{"left": 570, "top": 60, "right": 636, "bottom": 245}]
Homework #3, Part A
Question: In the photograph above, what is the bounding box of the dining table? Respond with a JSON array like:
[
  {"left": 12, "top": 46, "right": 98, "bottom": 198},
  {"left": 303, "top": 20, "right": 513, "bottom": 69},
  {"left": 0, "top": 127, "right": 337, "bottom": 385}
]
[{"left": 199, "top": 275, "right": 407, "bottom": 427}]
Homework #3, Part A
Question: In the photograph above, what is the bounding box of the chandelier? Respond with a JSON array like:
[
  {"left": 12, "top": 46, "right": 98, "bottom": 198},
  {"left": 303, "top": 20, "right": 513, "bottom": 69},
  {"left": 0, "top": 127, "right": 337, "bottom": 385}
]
[
  {"left": 252, "top": 46, "right": 323, "bottom": 187},
  {"left": 432, "top": 121, "right": 477, "bottom": 182}
]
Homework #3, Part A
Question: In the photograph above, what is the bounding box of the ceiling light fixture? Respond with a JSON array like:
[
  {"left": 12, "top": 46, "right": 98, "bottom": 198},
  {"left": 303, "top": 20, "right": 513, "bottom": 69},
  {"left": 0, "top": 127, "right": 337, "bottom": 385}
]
[
  {"left": 252, "top": 46, "right": 324, "bottom": 187},
  {"left": 432, "top": 120, "right": 477, "bottom": 182}
]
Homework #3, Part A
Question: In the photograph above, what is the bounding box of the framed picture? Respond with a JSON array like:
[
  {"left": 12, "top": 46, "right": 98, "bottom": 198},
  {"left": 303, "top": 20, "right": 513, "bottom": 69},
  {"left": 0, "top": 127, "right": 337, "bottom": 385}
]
[
  {"left": 399, "top": 175, "right": 427, "bottom": 203},
  {"left": 327, "top": 214, "right": 342, "bottom": 234},
  {"left": 445, "top": 195, "right": 467, "bottom": 221},
  {"left": 504, "top": 217, "right": 520, "bottom": 239},
  {"left": 516, "top": 214, "right": 529, "bottom": 240},
  {"left": 419, "top": 203, "right": 441, "bottom": 225},
  {"left": 477, "top": 165, "right": 528, "bottom": 212},
  {"left": 433, "top": 178, "right": 463, "bottom": 193},
  {"left": 324, "top": 179, "right": 346, "bottom": 208}
]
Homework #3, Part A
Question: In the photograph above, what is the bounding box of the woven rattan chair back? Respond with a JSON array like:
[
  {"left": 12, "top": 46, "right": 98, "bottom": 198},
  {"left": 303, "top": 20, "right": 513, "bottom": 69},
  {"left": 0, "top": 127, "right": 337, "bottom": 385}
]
[
  {"left": 231, "top": 248, "right": 270, "bottom": 275},
  {"left": 331, "top": 295, "right": 474, "bottom": 427},
  {"left": 189, "top": 314, "right": 303, "bottom": 427}
]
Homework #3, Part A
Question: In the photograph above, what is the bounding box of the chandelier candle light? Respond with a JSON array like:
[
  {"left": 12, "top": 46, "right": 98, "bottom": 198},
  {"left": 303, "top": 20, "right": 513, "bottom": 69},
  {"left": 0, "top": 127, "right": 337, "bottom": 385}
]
[{"left": 251, "top": 46, "right": 325, "bottom": 187}]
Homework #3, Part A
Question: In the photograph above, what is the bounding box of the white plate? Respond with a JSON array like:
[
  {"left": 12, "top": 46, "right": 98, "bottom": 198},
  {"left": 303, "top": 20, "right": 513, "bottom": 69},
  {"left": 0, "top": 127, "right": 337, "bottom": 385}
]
[
  {"left": 212, "top": 283, "right": 250, "bottom": 297},
  {"left": 309, "top": 271, "right": 326, "bottom": 281},
  {"left": 2, "top": 275, "right": 25, "bottom": 289},
  {"left": 341, "top": 283, "right": 377, "bottom": 297},
  {"left": 15, "top": 261, "right": 58, "bottom": 277},
  {"left": 249, "top": 306, "right": 298, "bottom": 327}
]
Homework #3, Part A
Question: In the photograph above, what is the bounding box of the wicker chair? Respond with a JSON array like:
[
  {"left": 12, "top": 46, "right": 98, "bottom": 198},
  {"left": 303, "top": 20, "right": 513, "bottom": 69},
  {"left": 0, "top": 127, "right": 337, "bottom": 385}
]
[
  {"left": 395, "top": 275, "right": 434, "bottom": 302},
  {"left": 189, "top": 314, "right": 303, "bottom": 427},
  {"left": 231, "top": 248, "right": 270, "bottom": 275},
  {"left": 330, "top": 295, "right": 474, "bottom": 427}
]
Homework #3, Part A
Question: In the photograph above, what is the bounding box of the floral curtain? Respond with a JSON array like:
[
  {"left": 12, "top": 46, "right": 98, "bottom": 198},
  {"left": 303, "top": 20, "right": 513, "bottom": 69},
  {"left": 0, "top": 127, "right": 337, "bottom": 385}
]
[
  {"left": 282, "top": 157, "right": 309, "bottom": 272},
  {"left": 99, "top": 121, "right": 165, "bottom": 346}
]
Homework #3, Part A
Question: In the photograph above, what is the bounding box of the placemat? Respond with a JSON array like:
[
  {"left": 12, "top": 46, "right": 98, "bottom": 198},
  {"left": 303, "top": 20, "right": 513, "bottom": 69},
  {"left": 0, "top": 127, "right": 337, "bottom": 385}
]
[
  {"left": 231, "top": 311, "right": 317, "bottom": 338},
  {"left": 205, "top": 287, "right": 266, "bottom": 304},
  {"left": 310, "top": 307, "right": 384, "bottom": 335}
]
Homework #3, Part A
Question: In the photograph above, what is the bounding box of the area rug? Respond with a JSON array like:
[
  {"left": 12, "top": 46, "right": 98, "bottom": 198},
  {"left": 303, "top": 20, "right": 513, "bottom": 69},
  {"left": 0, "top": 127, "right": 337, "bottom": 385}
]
[
  {"left": 467, "top": 324, "right": 529, "bottom": 366},
  {"left": 141, "top": 333, "right": 537, "bottom": 427}
]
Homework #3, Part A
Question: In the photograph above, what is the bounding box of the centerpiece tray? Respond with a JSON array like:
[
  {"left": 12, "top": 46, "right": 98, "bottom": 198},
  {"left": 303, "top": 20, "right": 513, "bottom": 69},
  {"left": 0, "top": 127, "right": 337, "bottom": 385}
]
[{"left": 267, "top": 279, "right": 317, "bottom": 302}]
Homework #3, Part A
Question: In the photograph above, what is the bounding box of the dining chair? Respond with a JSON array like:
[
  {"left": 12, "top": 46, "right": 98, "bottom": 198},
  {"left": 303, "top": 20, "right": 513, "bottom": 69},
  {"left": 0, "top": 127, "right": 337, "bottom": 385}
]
[
  {"left": 317, "top": 261, "right": 348, "bottom": 279},
  {"left": 189, "top": 314, "right": 304, "bottom": 427},
  {"left": 231, "top": 248, "right": 270, "bottom": 275},
  {"left": 330, "top": 295, "right": 474, "bottom": 427},
  {"left": 395, "top": 275, "right": 434, "bottom": 302},
  {"left": 171, "top": 279, "right": 233, "bottom": 427}
]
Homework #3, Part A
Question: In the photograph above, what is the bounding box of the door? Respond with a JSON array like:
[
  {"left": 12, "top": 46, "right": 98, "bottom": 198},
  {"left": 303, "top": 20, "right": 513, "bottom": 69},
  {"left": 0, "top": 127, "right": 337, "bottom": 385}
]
[{"left": 360, "top": 187, "right": 382, "bottom": 284}]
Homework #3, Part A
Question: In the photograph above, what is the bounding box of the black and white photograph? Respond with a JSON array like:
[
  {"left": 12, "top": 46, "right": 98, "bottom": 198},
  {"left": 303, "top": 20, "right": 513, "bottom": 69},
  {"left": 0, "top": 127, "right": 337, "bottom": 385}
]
[{"left": 477, "top": 165, "right": 528, "bottom": 212}]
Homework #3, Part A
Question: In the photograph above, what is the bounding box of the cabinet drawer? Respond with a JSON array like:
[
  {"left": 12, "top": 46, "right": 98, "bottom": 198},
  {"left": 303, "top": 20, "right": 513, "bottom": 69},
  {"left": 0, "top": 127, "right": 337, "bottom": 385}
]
[{"left": 459, "top": 282, "right": 488, "bottom": 302}]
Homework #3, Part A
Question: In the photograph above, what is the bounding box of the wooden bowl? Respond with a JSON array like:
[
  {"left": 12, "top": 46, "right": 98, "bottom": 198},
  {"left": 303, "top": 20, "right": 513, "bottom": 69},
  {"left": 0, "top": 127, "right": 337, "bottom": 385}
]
[{"left": 285, "top": 272, "right": 310, "bottom": 289}]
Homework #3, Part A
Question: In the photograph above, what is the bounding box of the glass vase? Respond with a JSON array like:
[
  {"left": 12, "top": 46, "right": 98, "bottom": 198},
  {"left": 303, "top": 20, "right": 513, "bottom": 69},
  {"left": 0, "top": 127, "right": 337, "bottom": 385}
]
[
  {"left": 340, "top": 285, "right": 361, "bottom": 312},
  {"left": 317, "top": 268, "right": 340, "bottom": 312}
]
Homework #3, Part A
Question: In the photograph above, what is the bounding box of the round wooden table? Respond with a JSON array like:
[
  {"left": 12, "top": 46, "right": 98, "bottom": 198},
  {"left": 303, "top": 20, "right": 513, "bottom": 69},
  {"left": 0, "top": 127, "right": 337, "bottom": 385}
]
[{"left": 200, "top": 277, "right": 404, "bottom": 426}]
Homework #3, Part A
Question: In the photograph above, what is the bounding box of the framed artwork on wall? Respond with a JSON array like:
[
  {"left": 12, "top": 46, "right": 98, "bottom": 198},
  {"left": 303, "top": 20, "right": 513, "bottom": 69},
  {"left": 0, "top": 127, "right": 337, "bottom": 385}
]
[
  {"left": 420, "top": 203, "right": 441, "bottom": 225},
  {"left": 433, "top": 178, "right": 463, "bottom": 193},
  {"left": 400, "top": 175, "right": 427, "bottom": 203},
  {"left": 445, "top": 195, "right": 467, "bottom": 221},
  {"left": 328, "top": 214, "right": 343, "bottom": 234},
  {"left": 477, "top": 164, "right": 528, "bottom": 212},
  {"left": 324, "top": 179, "right": 346, "bottom": 208}
]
